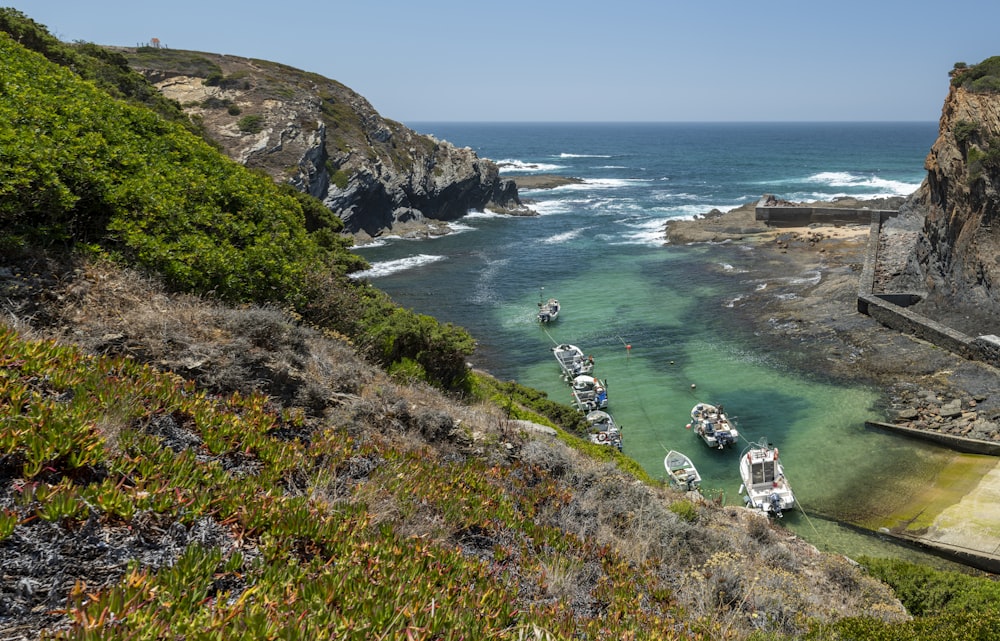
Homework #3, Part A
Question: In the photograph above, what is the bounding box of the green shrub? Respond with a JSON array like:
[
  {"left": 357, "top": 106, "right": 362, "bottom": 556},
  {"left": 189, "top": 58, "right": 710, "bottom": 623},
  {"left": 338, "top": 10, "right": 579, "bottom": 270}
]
[
  {"left": 859, "top": 556, "right": 1000, "bottom": 617},
  {"left": 668, "top": 499, "right": 699, "bottom": 522},
  {"left": 330, "top": 168, "right": 351, "bottom": 190},
  {"left": 236, "top": 114, "right": 264, "bottom": 133},
  {"left": 952, "top": 56, "right": 1000, "bottom": 92},
  {"left": 953, "top": 120, "right": 978, "bottom": 146},
  {"left": 203, "top": 71, "right": 224, "bottom": 86},
  {"left": 227, "top": 104, "right": 241, "bottom": 116}
]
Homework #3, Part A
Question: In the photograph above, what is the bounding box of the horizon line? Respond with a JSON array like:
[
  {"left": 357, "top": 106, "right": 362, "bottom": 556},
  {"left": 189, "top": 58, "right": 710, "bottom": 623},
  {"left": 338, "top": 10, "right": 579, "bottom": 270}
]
[{"left": 403, "top": 119, "right": 939, "bottom": 125}]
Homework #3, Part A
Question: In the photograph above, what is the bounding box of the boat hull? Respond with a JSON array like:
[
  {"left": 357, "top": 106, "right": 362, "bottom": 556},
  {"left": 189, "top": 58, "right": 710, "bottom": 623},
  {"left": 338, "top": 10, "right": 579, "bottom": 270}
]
[
  {"left": 739, "top": 442, "right": 795, "bottom": 517},
  {"left": 553, "top": 343, "right": 593, "bottom": 379},
  {"left": 664, "top": 450, "right": 701, "bottom": 491}
]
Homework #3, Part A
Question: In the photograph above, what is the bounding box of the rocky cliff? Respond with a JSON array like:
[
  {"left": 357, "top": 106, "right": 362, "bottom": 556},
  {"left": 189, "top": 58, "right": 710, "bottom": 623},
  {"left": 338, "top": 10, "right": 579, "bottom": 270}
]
[
  {"left": 123, "top": 49, "right": 528, "bottom": 238},
  {"left": 907, "top": 60, "right": 1000, "bottom": 319}
]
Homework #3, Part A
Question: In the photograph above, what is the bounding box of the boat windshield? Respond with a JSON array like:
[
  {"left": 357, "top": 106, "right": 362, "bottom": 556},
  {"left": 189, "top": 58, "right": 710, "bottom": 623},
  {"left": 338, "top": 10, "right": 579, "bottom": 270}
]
[{"left": 751, "top": 460, "right": 777, "bottom": 485}]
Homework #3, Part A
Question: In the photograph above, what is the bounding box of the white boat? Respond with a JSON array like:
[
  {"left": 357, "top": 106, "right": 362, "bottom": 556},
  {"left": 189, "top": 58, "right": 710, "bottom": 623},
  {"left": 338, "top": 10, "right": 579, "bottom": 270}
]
[
  {"left": 585, "top": 410, "right": 622, "bottom": 451},
  {"left": 687, "top": 403, "right": 739, "bottom": 449},
  {"left": 738, "top": 439, "right": 795, "bottom": 518},
  {"left": 664, "top": 450, "right": 701, "bottom": 491},
  {"left": 537, "top": 297, "right": 560, "bottom": 323},
  {"left": 552, "top": 343, "right": 593, "bottom": 379},
  {"left": 570, "top": 374, "right": 608, "bottom": 411}
]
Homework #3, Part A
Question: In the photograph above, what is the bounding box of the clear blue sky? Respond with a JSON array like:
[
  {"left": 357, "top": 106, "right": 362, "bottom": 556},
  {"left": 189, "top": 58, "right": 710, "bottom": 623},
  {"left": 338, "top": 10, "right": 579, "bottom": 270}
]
[{"left": 11, "top": 0, "right": 1000, "bottom": 123}]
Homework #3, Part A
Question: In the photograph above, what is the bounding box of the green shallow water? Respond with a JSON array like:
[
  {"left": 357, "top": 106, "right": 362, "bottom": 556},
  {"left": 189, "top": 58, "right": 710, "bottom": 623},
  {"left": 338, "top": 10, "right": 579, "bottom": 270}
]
[
  {"left": 490, "top": 248, "right": 963, "bottom": 565},
  {"left": 354, "top": 159, "right": 968, "bottom": 561}
]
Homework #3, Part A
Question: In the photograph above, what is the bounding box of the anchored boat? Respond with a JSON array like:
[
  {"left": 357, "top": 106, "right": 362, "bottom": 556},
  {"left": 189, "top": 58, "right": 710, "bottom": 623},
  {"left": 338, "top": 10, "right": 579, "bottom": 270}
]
[
  {"left": 570, "top": 374, "right": 608, "bottom": 411},
  {"left": 664, "top": 450, "right": 701, "bottom": 491},
  {"left": 688, "top": 403, "right": 739, "bottom": 449},
  {"left": 537, "top": 297, "right": 560, "bottom": 323},
  {"left": 552, "top": 343, "right": 593, "bottom": 379},
  {"left": 738, "top": 439, "right": 795, "bottom": 517},
  {"left": 585, "top": 410, "right": 622, "bottom": 451}
]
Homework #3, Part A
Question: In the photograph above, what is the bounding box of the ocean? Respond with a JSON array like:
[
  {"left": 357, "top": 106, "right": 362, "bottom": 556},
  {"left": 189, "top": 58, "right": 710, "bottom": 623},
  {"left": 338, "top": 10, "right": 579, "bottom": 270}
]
[{"left": 350, "top": 122, "right": 960, "bottom": 564}]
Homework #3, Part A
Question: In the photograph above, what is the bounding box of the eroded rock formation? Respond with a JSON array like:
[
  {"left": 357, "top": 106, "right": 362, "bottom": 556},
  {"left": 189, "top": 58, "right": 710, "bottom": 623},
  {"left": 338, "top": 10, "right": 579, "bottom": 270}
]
[
  {"left": 130, "top": 51, "right": 527, "bottom": 238},
  {"left": 908, "top": 69, "right": 1000, "bottom": 316}
]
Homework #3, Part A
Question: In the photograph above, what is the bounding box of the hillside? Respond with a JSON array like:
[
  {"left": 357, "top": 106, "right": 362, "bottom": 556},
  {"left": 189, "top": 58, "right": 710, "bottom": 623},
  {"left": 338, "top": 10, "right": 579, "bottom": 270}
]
[
  {"left": 3, "top": 9, "right": 1000, "bottom": 640},
  {"left": 119, "top": 46, "right": 528, "bottom": 240}
]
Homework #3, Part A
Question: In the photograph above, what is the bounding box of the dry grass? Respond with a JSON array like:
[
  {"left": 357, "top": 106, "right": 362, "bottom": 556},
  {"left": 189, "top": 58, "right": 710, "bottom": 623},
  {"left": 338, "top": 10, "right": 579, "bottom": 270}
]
[{"left": 0, "top": 250, "right": 913, "bottom": 638}]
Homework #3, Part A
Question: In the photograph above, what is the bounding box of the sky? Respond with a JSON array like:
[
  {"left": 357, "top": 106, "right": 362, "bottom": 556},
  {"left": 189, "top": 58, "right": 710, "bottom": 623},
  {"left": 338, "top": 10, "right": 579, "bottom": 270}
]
[{"left": 11, "top": 1, "right": 1000, "bottom": 123}]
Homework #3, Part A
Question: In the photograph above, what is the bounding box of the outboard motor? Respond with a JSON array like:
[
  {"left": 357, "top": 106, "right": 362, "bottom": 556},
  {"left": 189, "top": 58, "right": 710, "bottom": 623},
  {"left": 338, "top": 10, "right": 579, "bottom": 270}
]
[{"left": 769, "top": 492, "right": 783, "bottom": 518}]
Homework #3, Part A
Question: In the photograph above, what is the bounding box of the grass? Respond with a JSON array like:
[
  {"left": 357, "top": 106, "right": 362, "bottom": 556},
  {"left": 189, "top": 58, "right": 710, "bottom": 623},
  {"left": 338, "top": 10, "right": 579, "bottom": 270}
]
[{"left": 0, "top": 254, "right": 924, "bottom": 639}]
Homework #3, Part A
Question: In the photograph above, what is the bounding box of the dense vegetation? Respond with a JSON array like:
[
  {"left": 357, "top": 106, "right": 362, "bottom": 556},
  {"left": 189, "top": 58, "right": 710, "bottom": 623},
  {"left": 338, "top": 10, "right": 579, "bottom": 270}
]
[
  {"left": 0, "top": 325, "right": 682, "bottom": 639},
  {"left": 952, "top": 56, "right": 1000, "bottom": 93},
  {"left": 2, "top": 8, "right": 1000, "bottom": 639},
  {"left": 0, "top": 9, "right": 473, "bottom": 392}
]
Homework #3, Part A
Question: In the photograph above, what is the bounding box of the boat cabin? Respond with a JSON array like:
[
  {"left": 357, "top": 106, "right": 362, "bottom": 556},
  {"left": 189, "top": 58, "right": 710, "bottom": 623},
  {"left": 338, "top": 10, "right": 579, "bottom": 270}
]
[{"left": 746, "top": 450, "right": 781, "bottom": 487}]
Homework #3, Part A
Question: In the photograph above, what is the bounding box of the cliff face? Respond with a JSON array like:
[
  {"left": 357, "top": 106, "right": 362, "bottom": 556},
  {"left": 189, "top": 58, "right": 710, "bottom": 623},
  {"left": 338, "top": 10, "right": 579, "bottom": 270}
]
[
  {"left": 127, "top": 50, "right": 527, "bottom": 237},
  {"left": 910, "top": 78, "right": 1000, "bottom": 311}
]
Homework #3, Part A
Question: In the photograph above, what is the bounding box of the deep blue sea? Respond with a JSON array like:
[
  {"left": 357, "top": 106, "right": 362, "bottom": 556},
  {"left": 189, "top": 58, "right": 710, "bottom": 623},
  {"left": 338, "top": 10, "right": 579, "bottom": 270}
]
[{"left": 352, "top": 122, "right": 965, "bottom": 565}]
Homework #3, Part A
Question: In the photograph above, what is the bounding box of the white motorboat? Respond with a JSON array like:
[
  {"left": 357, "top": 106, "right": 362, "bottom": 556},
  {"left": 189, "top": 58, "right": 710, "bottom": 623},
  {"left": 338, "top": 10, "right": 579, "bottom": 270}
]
[
  {"left": 739, "top": 439, "right": 795, "bottom": 518},
  {"left": 664, "top": 450, "right": 701, "bottom": 491},
  {"left": 537, "top": 297, "right": 560, "bottom": 323},
  {"left": 585, "top": 410, "right": 622, "bottom": 451},
  {"left": 688, "top": 403, "right": 739, "bottom": 449},
  {"left": 552, "top": 343, "right": 593, "bottom": 379},
  {"left": 570, "top": 374, "right": 608, "bottom": 411}
]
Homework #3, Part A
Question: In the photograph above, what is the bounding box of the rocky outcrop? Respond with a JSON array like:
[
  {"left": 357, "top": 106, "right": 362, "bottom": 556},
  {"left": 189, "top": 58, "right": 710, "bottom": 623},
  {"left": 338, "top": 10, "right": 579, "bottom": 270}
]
[
  {"left": 127, "top": 51, "right": 528, "bottom": 237},
  {"left": 906, "top": 67, "right": 1000, "bottom": 317}
]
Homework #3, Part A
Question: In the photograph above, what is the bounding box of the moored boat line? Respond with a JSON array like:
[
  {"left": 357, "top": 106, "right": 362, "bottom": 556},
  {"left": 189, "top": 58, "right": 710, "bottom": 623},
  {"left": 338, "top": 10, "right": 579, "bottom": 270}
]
[{"left": 546, "top": 313, "right": 794, "bottom": 516}]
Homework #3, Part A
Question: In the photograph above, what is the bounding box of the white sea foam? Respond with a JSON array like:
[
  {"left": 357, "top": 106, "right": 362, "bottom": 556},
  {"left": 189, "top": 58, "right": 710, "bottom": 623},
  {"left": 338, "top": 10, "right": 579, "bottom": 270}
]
[
  {"left": 351, "top": 237, "right": 389, "bottom": 249},
  {"left": 789, "top": 270, "right": 822, "bottom": 286},
  {"left": 611, "top": 218, "right": 670, "bottom": 246},
  {"left": 496, "top": 159, "right": 566, "bottom": 173},
  {"left": 547, "top": 177, "right": 653, "bottom": 192},
  {"left": 559, "top": 153, "right": 612, "bottom": 158},
  {"left": 349, "top": 254, "right": 445, "bottom": 279},
  {"left": 662, "top": 203, "right": 744, "bottom": 220},
  {"left": 542, "top": 228, "right": 587, "bottom": 244},
  {"left": 462, "top": 210, "right": 506, "bottom": 219},
  {"left": 803, "top": 171, "right": 920, "bottom": 197},
  {"left": 528, "top": 199, "right": 573, "bottom": 216}
]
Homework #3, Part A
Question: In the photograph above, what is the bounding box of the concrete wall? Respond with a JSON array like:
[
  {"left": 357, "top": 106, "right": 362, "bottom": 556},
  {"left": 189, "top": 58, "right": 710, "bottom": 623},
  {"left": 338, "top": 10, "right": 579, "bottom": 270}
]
[
  {"left": 754, "top": 197, "right": 1000, "bottom": 366},
  {"left": 755, "top": 197, "right": 897, "bottom": 226},
  {"left": 852, "top": 209, "right": 1000, "bottom": 368}
]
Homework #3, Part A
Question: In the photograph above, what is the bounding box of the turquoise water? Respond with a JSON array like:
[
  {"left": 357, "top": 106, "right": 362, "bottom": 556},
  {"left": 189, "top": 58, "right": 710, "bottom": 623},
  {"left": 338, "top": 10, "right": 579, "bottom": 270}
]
[{"left": 353, "top": 122, "right": 964, "bottom": 566}]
